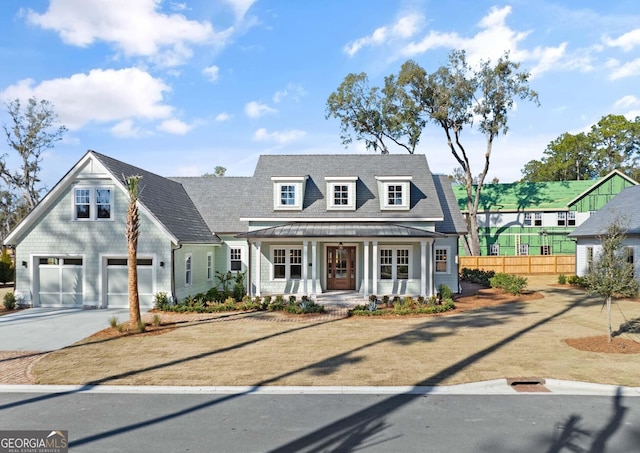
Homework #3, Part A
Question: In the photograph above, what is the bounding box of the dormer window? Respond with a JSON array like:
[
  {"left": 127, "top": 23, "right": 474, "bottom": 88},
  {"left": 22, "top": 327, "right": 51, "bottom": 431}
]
[
  {"left": 272, "top": 176, "right": 307, "bottom": 210},
  {"left": 325, "top": 177, "right": 357, "bottom": 211},
  {"left": 375, "top": 176, "right": 411, "bottom": 210}
]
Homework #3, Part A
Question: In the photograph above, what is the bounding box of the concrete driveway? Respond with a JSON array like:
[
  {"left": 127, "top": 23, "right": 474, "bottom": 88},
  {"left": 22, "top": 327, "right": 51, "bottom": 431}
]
[{"left": 0, "top": 308, "right": 133, "bottom": 351}]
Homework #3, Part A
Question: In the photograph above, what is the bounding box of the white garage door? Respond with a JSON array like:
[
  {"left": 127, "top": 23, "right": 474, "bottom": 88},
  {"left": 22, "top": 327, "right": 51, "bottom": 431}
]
[
  {"left": 38, "top": 257, "right": 83, "bottom": 307},
  {"left": 105, "top": 258, "right": 155, "bottom": 308}
]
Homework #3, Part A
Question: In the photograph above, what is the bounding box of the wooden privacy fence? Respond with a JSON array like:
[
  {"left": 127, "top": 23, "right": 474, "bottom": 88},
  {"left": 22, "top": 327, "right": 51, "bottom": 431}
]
[{"left": 459, "top": 255, "right": 576, "bottom": 275}]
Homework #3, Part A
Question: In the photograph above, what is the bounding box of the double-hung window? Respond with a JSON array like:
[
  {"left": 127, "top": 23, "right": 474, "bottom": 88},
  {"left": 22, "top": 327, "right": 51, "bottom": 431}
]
[
  {"left": 272, "top": 247, "right": 303, "bottom": 280},
  {"left": 207, "top": 252, "right": 213, "bottom": 281},
  {"left": 185, "top": 254, "right": 192, "bottom": 286},
  {"left": 490, "top": 243, "right": 500, "bottom": 256},
  {"left": 524, "top": 213, "right": 532, "bottom": 227},
  {"left": 518, "top": 244, "right": 529, "bottom": 256},
  {"left": 73, "top": 186, "right": 113, "bottom": 220},
  {"left": 586, "top": 247, "right": 594, "bottom": 273},
  {"left": 388, "top": 185, "right": 403, "bottom": 206},
  {"left": 625, "top": 247, "right": 634, "bottom": 265},
  {"left": 435, "top": 247, "right": 449, "bottom": 273},
  {"left": 379, "top": 247, "right": 411, "bottom": 280},
  {"left": 568, "top": 211, "right": 576, "bottom": 226},
  {"left": 557, "top": 212, "right": 567, "bottom": 226},
  {"left": 229, "top": 248, "right": 242, "bottom": 272},
  {"left": 534, "top": 212, "right": 543, "bottom": 226}
]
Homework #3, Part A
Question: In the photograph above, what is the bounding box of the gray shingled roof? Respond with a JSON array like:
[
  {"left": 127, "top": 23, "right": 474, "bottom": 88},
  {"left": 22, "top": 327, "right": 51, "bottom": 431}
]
[
  {"left": 433, "top": 175, "right": 468, "bottom": 234},
  {"left": 245, "top": 154, "right": 445, "bottom": 220},
  {"left": 237, "top": 222, "right": 446, "bottom": 238},
  {"left": 569, "top": 185, "right": 640, "bottom": 238},
  {"left": 169, "top": 176, "right": 251, "bottom": 234},
  {"left": 91, "top": 151, "right": 219, "bottom": 244}
]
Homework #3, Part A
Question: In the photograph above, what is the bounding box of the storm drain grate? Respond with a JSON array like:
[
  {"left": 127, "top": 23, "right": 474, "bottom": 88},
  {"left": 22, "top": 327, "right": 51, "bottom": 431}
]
[{"left": 507, "top": 377, "right": 550, "bottom": 393}]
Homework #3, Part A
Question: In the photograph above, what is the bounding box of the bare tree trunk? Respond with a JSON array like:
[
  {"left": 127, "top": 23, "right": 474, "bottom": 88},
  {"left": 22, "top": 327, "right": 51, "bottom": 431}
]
[
  {"left": 607, "top": 296, "right": 612, "bottom": 343},
  {"left": 128, "top": 242, "right": 140, "bottom": 326}
]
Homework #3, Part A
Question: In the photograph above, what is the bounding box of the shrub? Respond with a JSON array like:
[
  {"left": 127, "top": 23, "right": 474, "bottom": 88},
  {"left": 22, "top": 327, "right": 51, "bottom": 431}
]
[
  {"left": 154, "top": 292, "right": 170, "bottom": 310},
  {"left": 152, "top": 314, "right": 162, "bottom": 327},
  {"left": 289, "top": 295, "right": 297, "bottom": 304},
  {"left": 382, "top": 295, "right": 390, "bottom": 305},
  {"left": 109, "top": 316, "right": 119, "bottom": 328},
  {"left": 490, "top": 273, "right": 528, "bottom": 295},
  {"left": 3, "top": 292, "right": 16, "bottom": 310},
  {"left": 438, "top": 284, "right": 453, "bottom": 301},
  {"left": 136, "top": 320, "right": 146, "bottom": 333},
  {"left": 369, "top": 294, "right": 378, "bottom": 303},
  {"left": 460, "top": 268, "right": 495, "bottom": 287},
  {"left": 557, "top": 274, "right": 567, "bottom": 285},
  {"left": 567, "top": 275, "right": 587, "bottom": 287}
]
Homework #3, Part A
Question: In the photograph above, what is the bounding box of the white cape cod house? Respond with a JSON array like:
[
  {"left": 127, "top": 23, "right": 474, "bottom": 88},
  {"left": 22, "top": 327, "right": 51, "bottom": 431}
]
[{"left": 4, "top": 151, "right": 467, "bottom": 308}]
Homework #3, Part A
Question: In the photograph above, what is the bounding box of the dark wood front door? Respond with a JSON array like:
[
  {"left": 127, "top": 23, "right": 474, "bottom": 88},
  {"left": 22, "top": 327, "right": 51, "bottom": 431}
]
[{"left": 327, "top": 246, "right": 356, "bottom": 290}]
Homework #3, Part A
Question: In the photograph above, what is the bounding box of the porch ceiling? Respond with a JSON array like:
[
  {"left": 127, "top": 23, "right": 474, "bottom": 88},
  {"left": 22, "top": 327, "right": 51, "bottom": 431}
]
[{"left": 236, "top": 222, "right": 446, "bottom": 239}]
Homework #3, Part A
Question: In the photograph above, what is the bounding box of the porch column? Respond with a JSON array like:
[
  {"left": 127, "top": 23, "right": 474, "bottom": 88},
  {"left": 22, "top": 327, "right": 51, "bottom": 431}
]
[
  {"left": 255, "top": 241, "right": 262, "bottom": 297},
  {"left": 363, "top": 240, "right": 370, "bottom": 297},
  {"left": 302, "top": 241, "right": 308, "bottom": 296},
  {"left": 429, "top": 240, "right": 435, "bottom": 297},
  {"left": 311, "top": 240, "right": 317, "bottom": 297},
  {"left": 421, "top": 240, "right": 427, "bottom": 297},
  {"left": 372, "top": 240, "right": 378, "bottom": 296}
]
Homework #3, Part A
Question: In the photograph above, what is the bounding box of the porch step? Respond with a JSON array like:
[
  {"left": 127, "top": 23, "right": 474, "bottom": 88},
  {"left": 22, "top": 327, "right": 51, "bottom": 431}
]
[{"left": 316, "top": 291, "right": 365, "bottom": 307}]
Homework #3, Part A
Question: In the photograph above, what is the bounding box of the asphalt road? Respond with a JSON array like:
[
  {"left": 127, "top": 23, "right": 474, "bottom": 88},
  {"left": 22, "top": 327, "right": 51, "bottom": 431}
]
[{"left": 1, "top": 390, "right": 639, "bottom": 452}]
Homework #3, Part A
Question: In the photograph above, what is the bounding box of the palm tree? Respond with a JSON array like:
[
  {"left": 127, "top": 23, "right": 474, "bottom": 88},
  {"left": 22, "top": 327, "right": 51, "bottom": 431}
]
[{"left": 125, "top": 175, "right": 142, "bottom": 328}]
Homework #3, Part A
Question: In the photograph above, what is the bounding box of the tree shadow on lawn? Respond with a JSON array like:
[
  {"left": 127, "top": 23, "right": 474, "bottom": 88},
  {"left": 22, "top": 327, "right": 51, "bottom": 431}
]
[{"left": 2, "top": 292, "right": 606, "bottom": 451}]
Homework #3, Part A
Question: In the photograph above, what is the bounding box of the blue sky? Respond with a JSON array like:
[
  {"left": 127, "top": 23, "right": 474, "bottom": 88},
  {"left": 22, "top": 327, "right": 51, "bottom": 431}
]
[{"left": 1, "top": 0, "right": 640, "bottom": 189}]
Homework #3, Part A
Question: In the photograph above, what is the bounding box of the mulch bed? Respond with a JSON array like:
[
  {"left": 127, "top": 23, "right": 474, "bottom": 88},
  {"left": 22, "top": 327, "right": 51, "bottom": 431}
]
[{"left": 564, "top": 335, "right": 640, "bottom": 354}]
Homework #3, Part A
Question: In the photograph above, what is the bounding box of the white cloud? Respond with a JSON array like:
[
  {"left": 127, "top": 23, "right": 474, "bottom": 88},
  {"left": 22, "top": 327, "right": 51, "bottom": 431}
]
[
  {"left": 244, "top": 101, "right": 277, "bottom": 118},
  {"left": 608, "top": 58, "right": 640, "bottom": 79},
  {"left": 223, "top": 0, "right": 257, "bottom": 21},
  {"left": 215, "top": 112, "right": 232, "bottom": 122},
  {"left": 614, "top": 95, "right": 640, "bottom": 108},
  {"left": 26, "top": 0, "right": 235, "bottom": 67},
  {"left": 110, "top": 119, "right": 145, "bottom": 138},
  {"left": 344, "top": 13, "right": 423, "bottom": 57},
  {"left": 253, "top": 128, "right": 306, "bottom": 144},
  {"left": 401, "top": 6, "right": 532, "bottom": 66},
  {"left": 272, "top": 83, "right": 307, "bottom": 103},
  {"left": 603, "top": 29, "right": 640, "bottom": 52},
  {"left": 157, "top": 118, "right": 194, "bottom": 135},
  {"left": 202, "top": 65, "right": 220, "bottom": 82},
  {"left": 0, "top": 67, "right": 173, "bottom": 130}
]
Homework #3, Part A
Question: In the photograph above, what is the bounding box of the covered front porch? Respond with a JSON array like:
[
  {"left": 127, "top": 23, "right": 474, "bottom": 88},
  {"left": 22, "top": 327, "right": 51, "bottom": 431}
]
[{"left": 238, "top": 222, "right": 449, "bottom": 300}]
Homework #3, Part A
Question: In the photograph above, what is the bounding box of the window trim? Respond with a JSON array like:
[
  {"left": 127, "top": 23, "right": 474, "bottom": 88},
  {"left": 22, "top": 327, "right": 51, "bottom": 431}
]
[
  {"left": 376, "top": 176, "right": 411, "bottom": 210},
  {"left": 270, "top": 246, "right": 303, "bottom": 280},
  {"left": 229, "top": 247, "right": 243, "bottom": 273},
  {"left": 434, "top": 246, "right": 450, "bottom": 274},
  {"left": 325, "top": 177, "right": 357, "bottom": 211},
  {"left": 185, "top": 253, "right": 192, "bottom": 286},
  {"left": 518, "top": 243, "right": 529, "bottom": 256},
  {"left": 557, "top": 211, "right": 567, "bottom": 227},
  {"left": 206, "top": 252, "right": 213, "bottom": 281},
  {"left": 73, "top": 185, "right": 114, "bottom": 221},
  {"left": 272, "top": 177, "right": 307, "bottom": 210},
  {"left": 534, "top": 212, "right": 543, "bottom": 226},
  {"left": 378, "top": 246, "right": 413, "bottom": 280}
]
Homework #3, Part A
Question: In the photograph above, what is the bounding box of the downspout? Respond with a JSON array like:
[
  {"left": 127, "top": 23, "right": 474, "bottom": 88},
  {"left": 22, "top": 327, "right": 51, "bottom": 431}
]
[{"left": 171, "top": 243, "right": 182, "bottom": 303}]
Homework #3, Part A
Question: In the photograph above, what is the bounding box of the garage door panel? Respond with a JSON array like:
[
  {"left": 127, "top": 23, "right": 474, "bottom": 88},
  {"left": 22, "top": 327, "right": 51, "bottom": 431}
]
[
  {"left": 107, "top": 268, "right": 128, "bottom": 293},
  {"left": 138, "top": 268, "right": 153, "bottom": 294},
  {"left": 62, "top": 268, "right": 83, "bottom": 293},
  {"left": 39, "top": 268, "right": 60, "bottom": 292},
  {"left": 105, "top": 259, "right": 154, "bottom": 307}
]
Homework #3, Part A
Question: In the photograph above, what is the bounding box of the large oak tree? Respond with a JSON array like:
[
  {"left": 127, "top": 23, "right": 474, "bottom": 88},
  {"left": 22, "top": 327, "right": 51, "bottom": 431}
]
[{"left": 327, "top": 50, "right": 539, "bottom": 255}]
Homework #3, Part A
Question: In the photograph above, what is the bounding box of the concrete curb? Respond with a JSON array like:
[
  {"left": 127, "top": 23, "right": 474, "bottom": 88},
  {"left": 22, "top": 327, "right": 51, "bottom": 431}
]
[{"left": 1, "top": 380, "right": 638, "bottom": 396}]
